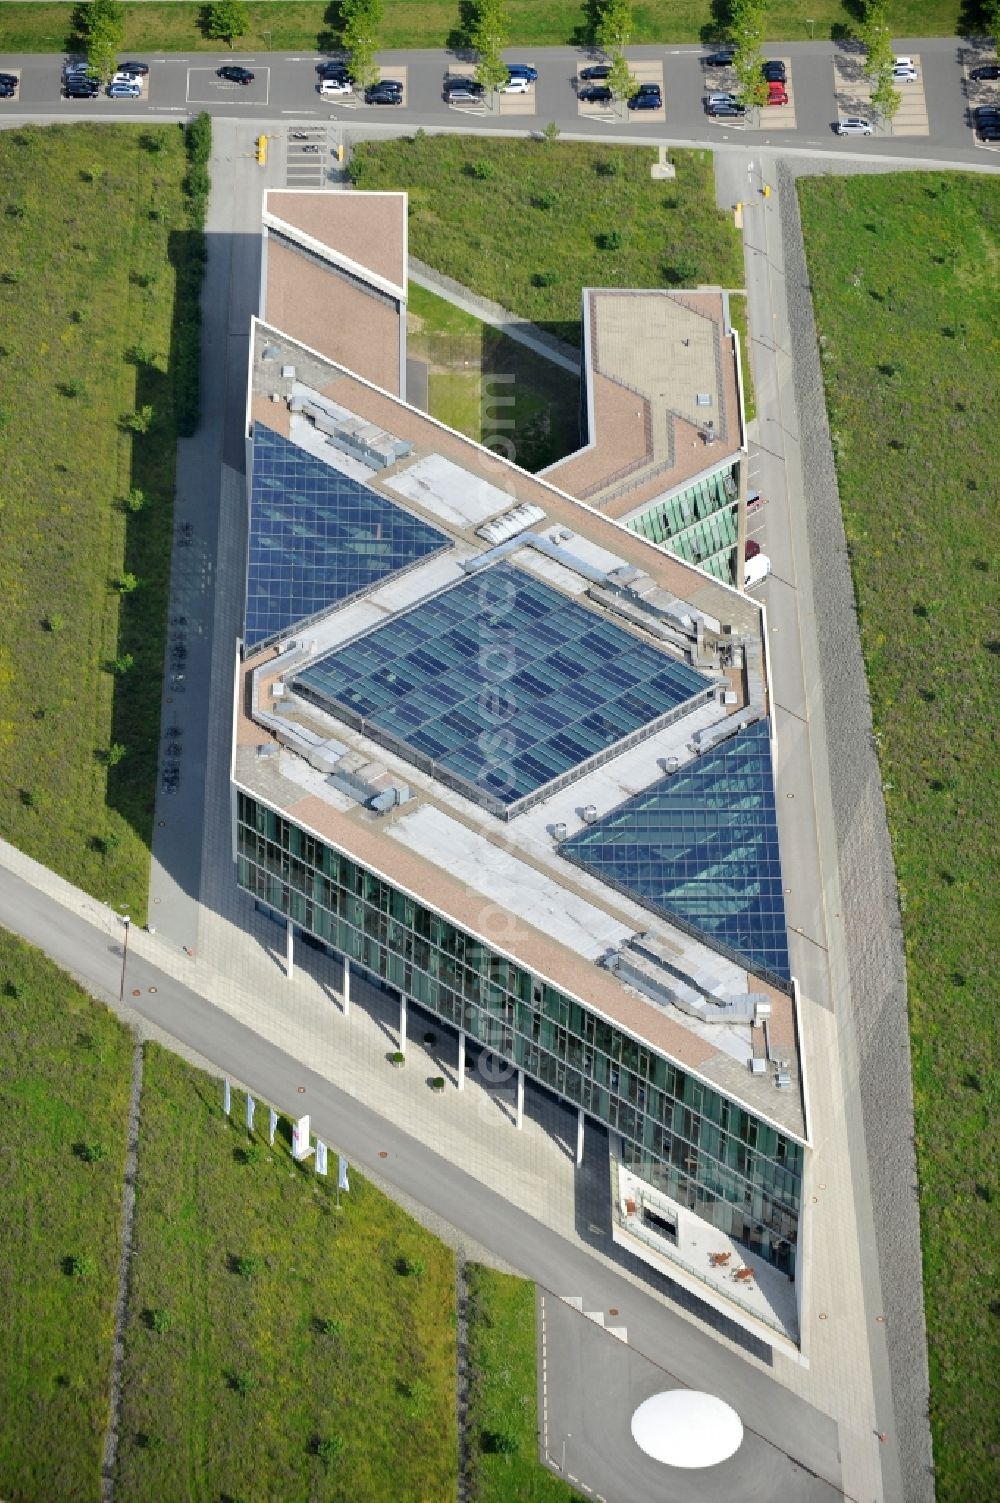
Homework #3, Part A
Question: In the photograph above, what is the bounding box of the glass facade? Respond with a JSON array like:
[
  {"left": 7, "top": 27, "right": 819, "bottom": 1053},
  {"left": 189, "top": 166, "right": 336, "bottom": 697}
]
[
  {"left": 293, "top": 561, "right": 712, "bottom": 818},
  {"left": 235, "top": 790, "right": 803, "bottom": 1274},
  {"left": 560, "top": 719, "right": 791, "bottom": 985},
  {"left": 244, "top": 424, "right": 449, "bottom": 652},
  {"left": 627, "top": 467, "right": 739, "bottom": 585}
]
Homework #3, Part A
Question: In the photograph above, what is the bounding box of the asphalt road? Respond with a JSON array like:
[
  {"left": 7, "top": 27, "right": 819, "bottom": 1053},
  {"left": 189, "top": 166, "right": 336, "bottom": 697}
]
[
  {"left": 0, "top": 859, "right": 844, "bottom": 1498},
  {"left": 1, "top": 39, "right": 998, "bottom": 166}
]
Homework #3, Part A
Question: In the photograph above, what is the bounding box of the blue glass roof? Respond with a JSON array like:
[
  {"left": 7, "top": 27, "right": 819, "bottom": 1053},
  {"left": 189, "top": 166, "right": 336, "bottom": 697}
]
[
  {"left": 244, "top": 424, "right": 449, "bottom": 651},
  {"left": 560, "top": 720, "right": 790, "bottom": 982},
  {"left": 293, "top": 562, "right": 711, "bottom": 815}
]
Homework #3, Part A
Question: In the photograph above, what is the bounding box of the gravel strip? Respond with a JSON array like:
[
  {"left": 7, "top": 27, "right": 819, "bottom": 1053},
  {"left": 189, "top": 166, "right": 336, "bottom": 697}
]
[
  {"left": 777, "top": 159, "right": 934, "bottom": 1503},
  {"left": 100, "top": 1038, "right": 144, "bottom": 1503}
]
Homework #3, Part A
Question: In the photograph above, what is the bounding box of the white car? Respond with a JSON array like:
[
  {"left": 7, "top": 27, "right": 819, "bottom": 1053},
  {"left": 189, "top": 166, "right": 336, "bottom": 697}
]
[
  {"left": 501, "top": 75, "right": 530, "bottom": 94},
  {"left": 892, "top": 65, "right": 918, "bottom": 82},
  {"left": 893, "top": 55, "right": 915, "bottom": 68},
  {"left": 112, "top": 70, "right": 143, "bottom": 86},
  {"left": 744, "top": 553, "right": 772, "bottom": 589},
  {"left": 318, "top": 77, "right": 352, "bottom": 96},
  {"left": 836, "top": 116, "right": 873, "bottom": 135}
]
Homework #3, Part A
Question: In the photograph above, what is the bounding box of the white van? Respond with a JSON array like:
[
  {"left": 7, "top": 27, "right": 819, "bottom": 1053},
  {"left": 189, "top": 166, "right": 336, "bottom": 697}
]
[
  {"left": 744, "top": 553, "right": 772, "bottom": 589},
  {"left": 318, "top": 76, "right": 353, "bottom": 96}
]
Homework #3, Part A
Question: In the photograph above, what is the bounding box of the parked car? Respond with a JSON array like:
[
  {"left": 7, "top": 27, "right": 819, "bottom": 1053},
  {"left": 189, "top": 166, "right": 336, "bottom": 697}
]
[
  {"left": 117, "top": 61, "right": 149, "bottom": 76},
  {"left": 704, "top": 47, "right": 736, "bottom": 68},
  {"left": 892, "top": 65, "right": 919, "bottom": 82},
  {"left": 318, "top": 60, "right": 351, "bottom": 79},
  {"left": 0, "top": 72, "right": 19, "bottom": 88},
  {"left": 501, "top": 75, "right": 531, "bottom": 93},
  {"left": 108, "top": 80, "right": 141, "bottom": 98},
  {"left": 628, "top": 82, "right": 662, "bottom": 110},
  {"left": 112, "top": 70, "right": 144, "bottom": 85},
  {"left": 978, "top": 123, "right": 1000, "bottom": 139},
  {"left": 835, "top": 116, "right": 873, "bottom": 134},
  {"left": 893, "top": 56, "right": 915, "bottom": 69},
  {"left": 766, "top": 82, "right": 788, "bottom": 105},
  {"left": 745, "top": 538, "right": 761, "bottom": 561},
  {"left": 505, "top": 64, "right": 538, "bottom": 82},
  {"left": 318, "top": 77, "right": 353, "bottom": 96},
  {"left": 970, "top": 63, "right": 1000, "bottom": 81},
  {"left": 707, "top": 99, "right": 746, "bottom": 118},
  {"left": 64, "top": 61, "right": 91, "bottom": 77},
  {"left": 706, "top": 91, "right": 739, "bottom": 106},
  {"left": 579, "top": 64, "right": 611, "bottom": 81},
  {"left": 217, "top": 66, "right": 254, "bottom": 84},
  {"left": 0, "top": 80, "right": 16, "bottom": 98},
  {"left": 65, "top": 79, "right": 100, "bottom": 98},
  {"left": 762, "top": 60, "right": 787, "bottom": 83},
  {"left": 973, "top": 106, "right": 1000, "bottom": 123},
  {"left": 579, "top": 84, "right": 613, "bottom": 103},
  {"left": 366, "top": 81, "right": 403, "bottom": 104},
  {"left": 443, "top": 77, "right": 484, "bottom": 101}
]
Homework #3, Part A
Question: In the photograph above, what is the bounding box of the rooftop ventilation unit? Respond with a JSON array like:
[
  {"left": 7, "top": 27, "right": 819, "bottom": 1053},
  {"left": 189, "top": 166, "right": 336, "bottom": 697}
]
[
  {"left": 749, "top": 1056, "right": 767, "bottom": 1075},
  {"left": 255, "top": 742, "right": 278, "bottom": 759},
  {"left": 551, "top": 822, "right": 568, "bottom": 841},
  {"left": 476, "top": 503, "right": 546, "bottom": 547},
  {"left": 702, "top": 420, "right": 717, "bottom": 444},
  {"left": 774, "top": 1070, "right": 792, "bottom": 1089},
  {"left": 281, "top": 364, "right": 296, "bottom": 380},
  {"left": 696, "top": 392, "right": 713, "bottom": 407},
  {"left": 582, "top": 805, "right": 598, "bottom": 824},
  {"left": 261, "top": 344, "right": 282, "bottom": 362}
]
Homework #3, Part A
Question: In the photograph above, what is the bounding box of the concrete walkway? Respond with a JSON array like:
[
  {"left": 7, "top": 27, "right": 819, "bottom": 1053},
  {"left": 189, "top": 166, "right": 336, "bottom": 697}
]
[{"left": 409, "top": 256, "right": 582, "bottom": 374}]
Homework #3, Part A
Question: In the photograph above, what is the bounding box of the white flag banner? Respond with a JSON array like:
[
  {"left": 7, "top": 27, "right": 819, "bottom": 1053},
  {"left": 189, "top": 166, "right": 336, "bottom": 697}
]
[
  {"left": 337, "top": 1155, "right": 350, "bottom": 1193},
  {"left": 315, "top": 1140, "right": 328, "bottom": 1176},
  {"left": 246, "top": 1094, "right": 255, "bottom": 1133},
  {"left": 268, "top": 1107, "right": 278, "bottom": 1146},
  {"left": 291, "top": 1114, "right": 312, "bottom": 1161},
  {"left": 223, "top": 1078, "right": 231, "bottom": 1116}
]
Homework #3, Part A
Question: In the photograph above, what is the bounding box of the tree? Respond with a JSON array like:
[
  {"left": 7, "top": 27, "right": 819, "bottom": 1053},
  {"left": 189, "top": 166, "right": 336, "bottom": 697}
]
[
  {"left": 471, "top": 0, "right": 510, "bottom": 95},
  {"left": 871, "top": 71, "right": 901, "bottom": 126},
  {"left": 339, "top": 0, "right": 384, "bottom": 90},
  {"left": 596, "top": 0, "right": 633, "bottom": 54},
  {"left": 205, "top": 2, "right": 250, "bottom": 48},
  {"left": 607, "top": 49, "right": 638, "bottom": 103},
  {"left": 78, "top": 0, "right": 124, "bottom": 82},
  {"left": 730, "top": 0, "right": 769, "bottom": 111},
  {"left": 859, "top": 0, "right": 893, "bottom": 78}
]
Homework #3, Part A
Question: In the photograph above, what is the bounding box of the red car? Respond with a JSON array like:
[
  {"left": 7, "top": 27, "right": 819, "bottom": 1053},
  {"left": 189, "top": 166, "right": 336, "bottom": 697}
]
[
  {"left": 745, "top": 539, "right": 761, "bottom": 560},
  {"left": 766, "top": 82, "right": 788, "bottom": 105}
]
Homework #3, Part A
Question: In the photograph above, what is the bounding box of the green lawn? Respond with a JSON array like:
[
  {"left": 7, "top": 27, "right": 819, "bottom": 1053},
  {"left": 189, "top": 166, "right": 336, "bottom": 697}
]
[
  {"left": 115, "top": 1046, "right": 458, "bottom": 1502},
  {"left": 465, "top": 1265, "right": 584, "bottom": 1502},
  {"left": 354, "top": 137, "right": 744, "bottom": 347},
  {"left": 0, "top": 929, "right": 133, "bottom": 1503},
  {"left": 797, "top": 171, "right": 1000, "bottom": 1503},
  {"left": 727, "top": 291, "right": 755, "bottom": 425},
  {"left": 0, "top": 124, "right": 202, "bottom": 922},
  {"left": 408, "top": 281, "right": 580, "bottom": 471},
  {"left": 0, "top": 2, "right": 973, "bottom": 52}
]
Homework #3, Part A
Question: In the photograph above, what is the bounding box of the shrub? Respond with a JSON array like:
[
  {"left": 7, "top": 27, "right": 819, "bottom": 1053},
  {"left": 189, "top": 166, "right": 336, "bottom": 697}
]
[
  {"left": 483, "top": 1428, "right": 518, "bottom": 1455},
  {"left": 75, "top": 1141, "right": 107, "bottom": 1163},
  {"left": 44, "top": 613, "right": 65, "bottom": 633},
  {"left": 314, "top": 1435, "right": 344, "bottom": 1465},
  {"left": 66, "top": 1253, "right": 96, "bottom": 1280},
  {"left": 116, "top": 572, "right": 139, "bottom": 594},
  {"left": 227, "top": 1370, "right": 258, "bottom": 1397},
  {"left": 185, "top": 112, "right": 212, "bottom": 168},
  {"left": 395, "top": 1254, "right": 426, "bottom": 1278},
  {"left": 113, "top": 653, "right": 134, "bottom": 675},
  {"left": 145, "top": 1307, "right": 173, "bottom": 1333},
  {"left": 235, "top": 1143, "right": 262, "bottom": 1166},
  {"left": 532, "top": 270, "right": 559, "bottom": 287},
  {"left": 107, "top": 743, "right": 127, "bottom": 766},
  {"left": 541, "top": 121, "right": 560, "bottom": 143},
  {"left": 598, "top": 229, "right": 623, "bottom": 251},
  {"left": 123, "top": 487, "right": 145, "bottom": 513},
  {"left": 231, "top": 1254, "right": 261, "bottom": 1279},
  {"left": 390, "top": 1050, "right": 406, "bottom": 1066},
  {"left": 120, "top": 405, "right": 153, "bottom": 434},
  {"left": 317, "top": 1317, "right": 342, "bottom": 1337},
  {"left": 470, "top": 159, "right": 494, "bottom": 180}
]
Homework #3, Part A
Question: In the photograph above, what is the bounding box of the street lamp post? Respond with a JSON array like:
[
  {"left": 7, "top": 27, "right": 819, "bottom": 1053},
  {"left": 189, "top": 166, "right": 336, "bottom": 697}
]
[
  {"left": 806, "top": 19, "right": 815, "bottom": 40},
  {"left": 119, "top": 915, "right": 131, "bottom": 1004},
  {"left": 263, "top": 29, "right": 272, "bottom": 52},
  {"left": 561, "top": 1433, "right": 572, "bottom": 1472}
]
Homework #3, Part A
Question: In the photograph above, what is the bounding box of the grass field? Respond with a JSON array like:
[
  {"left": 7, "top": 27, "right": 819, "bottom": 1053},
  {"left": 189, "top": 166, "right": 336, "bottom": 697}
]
[
  {"left": 0, "top": 124, "right": 202, "bottom": 922},
  {"left": 465, "top": 1265, "right": 584, "bottom": 1503},
  {"left": 115, "top": 1046, "right": 458, "bottom": 1502},
  {"left": 408, "top": 281, "right": 580, "bottom": 471},
  {"left": 0, "top": 929, "right": 133, "bottom": 1503},
  {"left": 353, "top": 137, "right": 744, "bottom": 347},
  {"left": 797, "top": 171, "right": 1000, "bottom": 1503},
  {"left": 0, "top": 2, "right": 973, "bottom": 52}
]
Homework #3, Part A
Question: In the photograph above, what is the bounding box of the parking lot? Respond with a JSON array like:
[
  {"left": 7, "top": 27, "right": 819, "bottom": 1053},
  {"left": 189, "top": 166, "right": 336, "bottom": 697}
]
[{"left": 832, "top": 46, "right": 929, "bottom": 136}]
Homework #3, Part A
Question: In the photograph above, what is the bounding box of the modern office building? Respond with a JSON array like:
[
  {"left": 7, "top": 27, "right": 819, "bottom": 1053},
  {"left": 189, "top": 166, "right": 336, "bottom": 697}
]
[{"left": 231, "top": 194, "right": 808, "bottom": 1354}]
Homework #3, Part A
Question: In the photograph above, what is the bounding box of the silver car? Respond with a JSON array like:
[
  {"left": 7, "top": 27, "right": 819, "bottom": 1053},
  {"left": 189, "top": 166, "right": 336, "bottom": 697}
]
[{"left": 836, "top": 116, "right": 873, "bottom": 135}]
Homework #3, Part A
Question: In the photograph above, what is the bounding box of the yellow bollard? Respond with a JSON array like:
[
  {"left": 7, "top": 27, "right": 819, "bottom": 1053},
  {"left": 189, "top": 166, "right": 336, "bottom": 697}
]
[{"left": 256, "top": 135, "right": 267, "bottom": 166}]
